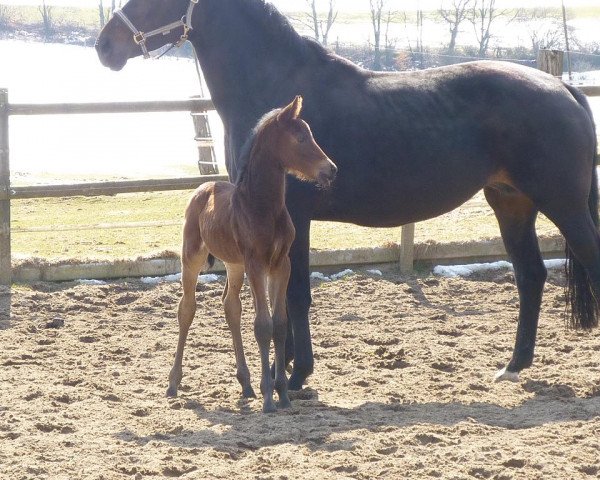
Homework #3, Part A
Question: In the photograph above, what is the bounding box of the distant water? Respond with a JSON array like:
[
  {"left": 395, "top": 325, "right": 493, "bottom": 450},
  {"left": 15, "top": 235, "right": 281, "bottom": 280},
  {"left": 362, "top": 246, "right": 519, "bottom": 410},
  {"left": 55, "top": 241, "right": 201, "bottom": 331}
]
[
  {"left": 0, "top": 40, "right": 598, "bottom": 185},
  {"left": 0, "top": 40, "right": 225, "bottom": 184}
]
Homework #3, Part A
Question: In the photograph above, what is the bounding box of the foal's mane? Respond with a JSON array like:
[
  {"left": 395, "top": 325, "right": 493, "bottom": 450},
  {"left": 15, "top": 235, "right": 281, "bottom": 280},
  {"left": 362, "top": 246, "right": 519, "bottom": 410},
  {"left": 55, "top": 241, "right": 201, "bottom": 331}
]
[{"left": 235, "top": 109, "right": 281, "bottom": 185}]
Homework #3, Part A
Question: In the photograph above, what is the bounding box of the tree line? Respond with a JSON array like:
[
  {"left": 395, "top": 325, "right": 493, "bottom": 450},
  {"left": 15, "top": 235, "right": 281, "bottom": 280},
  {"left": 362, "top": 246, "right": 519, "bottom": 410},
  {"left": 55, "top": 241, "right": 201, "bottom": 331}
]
[
  {"left": 296, "top": 0, "right": 595, "bottom": 71},
  {"left": 0, "top": 1, "right": 120, "bottom": 38},
  {"left": 0, "top": 1, "right": 598, "bottom": 72}
]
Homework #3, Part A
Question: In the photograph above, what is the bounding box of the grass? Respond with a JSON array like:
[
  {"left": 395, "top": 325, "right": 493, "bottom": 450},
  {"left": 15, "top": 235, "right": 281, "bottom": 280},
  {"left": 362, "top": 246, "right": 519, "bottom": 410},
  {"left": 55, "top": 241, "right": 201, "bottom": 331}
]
[{"left": 10, "top": 190, "right": 562, "bottom": 263}]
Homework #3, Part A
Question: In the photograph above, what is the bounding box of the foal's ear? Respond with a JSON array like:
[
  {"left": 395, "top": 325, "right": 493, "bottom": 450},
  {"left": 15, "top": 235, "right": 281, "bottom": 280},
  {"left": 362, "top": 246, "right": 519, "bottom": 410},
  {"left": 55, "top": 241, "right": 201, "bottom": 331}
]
[{"left": 277, "top": 95, "right": 303, "bottom": 123}]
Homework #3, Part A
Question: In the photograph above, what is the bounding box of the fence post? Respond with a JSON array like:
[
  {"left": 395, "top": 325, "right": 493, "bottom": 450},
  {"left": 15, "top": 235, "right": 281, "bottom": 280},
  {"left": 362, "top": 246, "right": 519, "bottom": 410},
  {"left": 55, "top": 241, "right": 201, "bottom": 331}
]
[
  {"left": 537, "top": 49, "right": 564, "bottom": 77},
  {"left": 399, "top": 222, "right": 415, "bottom": 274},
  {"left": 0, "top": 89, "right": 11, "bottom": 286}
]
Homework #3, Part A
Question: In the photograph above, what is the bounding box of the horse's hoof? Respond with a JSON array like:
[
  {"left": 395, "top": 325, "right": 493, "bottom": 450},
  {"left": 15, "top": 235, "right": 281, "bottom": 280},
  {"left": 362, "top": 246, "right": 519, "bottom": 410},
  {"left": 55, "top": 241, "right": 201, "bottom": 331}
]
[
  {"left": 288, "top": 372, "right": 306, "bottom": 391},
  {"left": 262, "top": 401, "right": 277, "bottom": 414},
  {"left": 166, "top": 386, "right": 178, "bottom": 398},
  {"left": 494, "top": 367, "right": 520, "bottom": 383},
  {"left": 278, "top": 396, "right": 292, "bottom": 409},
  {"left": 242, "top": 386, "right": 257, "bottom": 399}
]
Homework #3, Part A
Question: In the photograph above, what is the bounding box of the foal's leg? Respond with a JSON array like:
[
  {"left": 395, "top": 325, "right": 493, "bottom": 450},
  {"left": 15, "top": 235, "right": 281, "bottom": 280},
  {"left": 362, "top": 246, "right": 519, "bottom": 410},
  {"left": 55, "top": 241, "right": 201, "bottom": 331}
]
[
  {"left": 166, "top": 249, "right": 207, "bottom": 397},
  {"left": 246, "top": 261, "right": 276, "bottom": 413},
  {"left": 485, "top": 187, "right": 547, "bottom": 382},
  {"left": 269, "top": 258, "right": 292, "bottom": 408},
  {"left": 223, "top": 263, "right": 255, "bottom": 398}
]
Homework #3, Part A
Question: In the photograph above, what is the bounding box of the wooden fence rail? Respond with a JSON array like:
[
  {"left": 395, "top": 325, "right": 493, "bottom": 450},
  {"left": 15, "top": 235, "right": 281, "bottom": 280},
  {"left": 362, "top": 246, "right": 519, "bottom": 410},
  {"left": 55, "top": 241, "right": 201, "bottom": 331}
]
[
  {"left": 0, "top": 92, "right": 220, "bottom": 285},
  {"left": 1, "top": 79, "right": 599, "bottom": 285}
]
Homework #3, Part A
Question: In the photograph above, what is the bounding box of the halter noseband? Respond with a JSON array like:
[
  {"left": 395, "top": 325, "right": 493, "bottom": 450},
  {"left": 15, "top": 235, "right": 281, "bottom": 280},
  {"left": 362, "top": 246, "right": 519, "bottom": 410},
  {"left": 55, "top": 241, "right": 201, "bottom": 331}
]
[{"left": 114, "top": 0, "right": 198, "bottom": 59}]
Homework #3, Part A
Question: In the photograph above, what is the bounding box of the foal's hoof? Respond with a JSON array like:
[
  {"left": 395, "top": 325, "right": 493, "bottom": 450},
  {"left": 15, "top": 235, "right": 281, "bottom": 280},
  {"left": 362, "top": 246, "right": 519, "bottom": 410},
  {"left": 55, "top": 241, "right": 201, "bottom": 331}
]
[
  {"left": 242, "top": 386, "right": 257, "bottom": 399},
  {"left": 494, "top": 367, "right": 520, "bottom": 383},
  {"left": 166, "top": 386, "right": 178, "bottom": 398}
]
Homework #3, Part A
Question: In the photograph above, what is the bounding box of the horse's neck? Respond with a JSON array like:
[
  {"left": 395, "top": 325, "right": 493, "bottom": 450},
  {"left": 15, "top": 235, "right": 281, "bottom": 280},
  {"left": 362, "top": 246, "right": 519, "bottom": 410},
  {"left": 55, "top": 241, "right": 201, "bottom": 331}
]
[
  {"left": 191, "top": 3, "right": 307, "bottom": 127},
  {"left": 236, "top": 151, "right": 286, "bottom": 215}
]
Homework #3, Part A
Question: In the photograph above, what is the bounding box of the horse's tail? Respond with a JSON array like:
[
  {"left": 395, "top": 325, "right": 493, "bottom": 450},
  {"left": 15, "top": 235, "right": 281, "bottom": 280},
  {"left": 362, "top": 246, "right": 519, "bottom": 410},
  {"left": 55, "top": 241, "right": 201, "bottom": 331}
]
[{"left": 564, "top": 83, "right": 599, "bottom": 330}]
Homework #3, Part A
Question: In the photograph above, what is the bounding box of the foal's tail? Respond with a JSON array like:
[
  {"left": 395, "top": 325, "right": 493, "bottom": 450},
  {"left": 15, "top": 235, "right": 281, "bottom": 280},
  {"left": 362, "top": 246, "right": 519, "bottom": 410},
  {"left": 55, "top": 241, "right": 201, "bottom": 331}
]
[
  {"left": 182, "top": 188, "right": 214, "bottom": 272},
  {"left": 207, "top": 254, "right": 216, "bottom": 270},
  {"left": 564, "top": 84, "right": 599, "bottom": 330}
]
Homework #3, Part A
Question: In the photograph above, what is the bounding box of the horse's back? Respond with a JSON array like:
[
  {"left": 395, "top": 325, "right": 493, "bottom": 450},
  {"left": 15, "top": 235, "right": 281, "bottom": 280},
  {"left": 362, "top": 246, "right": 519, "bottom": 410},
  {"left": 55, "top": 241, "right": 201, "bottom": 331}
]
[{"left": 308, "top": 60, "right": 595, "bottom": 225}]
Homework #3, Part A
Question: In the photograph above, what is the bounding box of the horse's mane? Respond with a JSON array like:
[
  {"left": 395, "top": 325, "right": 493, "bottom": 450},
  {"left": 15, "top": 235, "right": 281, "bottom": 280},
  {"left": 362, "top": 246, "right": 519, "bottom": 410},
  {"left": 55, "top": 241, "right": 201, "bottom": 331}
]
[{"left": 227, "top": 0, "right": 328, "bottom": 61}]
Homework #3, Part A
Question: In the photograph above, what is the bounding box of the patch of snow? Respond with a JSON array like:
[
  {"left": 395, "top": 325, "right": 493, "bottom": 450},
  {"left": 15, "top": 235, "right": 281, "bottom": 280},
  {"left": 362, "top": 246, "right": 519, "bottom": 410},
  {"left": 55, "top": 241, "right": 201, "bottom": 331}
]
[
  {"left": 433, "top": 261, "right": 513, "bottom": 278},
  {"left": 77, "top": 279, "right": 106, "bottom": 285},
  {"left": 367, "top": 269, "right": 383, "bottom": 276},
  {"left": 140, "top": 273, "right": 181, "bottom": 284},
  {"left": 331, "top": 269, "right": 354, "bottom": 280},
  {"left": 434, "top": 259, "right": 566, "bottom": 278},
  {"left": 140, "top": 272, "right": 222, "bottom": 284},
  {"left": 311, "top": 272, "right": 331, "bottom": 282},
  {"left": 543, "top": 259, "right": 566, "bottom": 270},
  {"left": 199, "top": 274, "right": 222, "bottom": 284}
]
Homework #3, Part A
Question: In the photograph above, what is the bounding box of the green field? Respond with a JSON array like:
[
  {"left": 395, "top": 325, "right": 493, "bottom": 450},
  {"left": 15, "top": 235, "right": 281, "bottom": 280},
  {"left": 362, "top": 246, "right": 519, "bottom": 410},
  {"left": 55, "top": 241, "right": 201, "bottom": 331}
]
[{"left": 10, "top": 190, "right": 561, "bottom": 264}]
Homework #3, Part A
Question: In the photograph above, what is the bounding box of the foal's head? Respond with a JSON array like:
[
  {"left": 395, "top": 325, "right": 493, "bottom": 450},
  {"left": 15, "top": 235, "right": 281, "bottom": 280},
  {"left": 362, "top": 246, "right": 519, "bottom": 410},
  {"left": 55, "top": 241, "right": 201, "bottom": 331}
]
[{"left": 255, "top": 96, "right": 337, "bottom": 188}]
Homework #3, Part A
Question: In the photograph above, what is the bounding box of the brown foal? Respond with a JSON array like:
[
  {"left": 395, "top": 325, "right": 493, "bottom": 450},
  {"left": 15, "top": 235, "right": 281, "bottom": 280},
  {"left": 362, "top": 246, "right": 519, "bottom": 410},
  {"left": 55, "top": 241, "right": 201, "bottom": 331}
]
[{"left": 166, "top": 96, "right": 337, "bottom": 412}]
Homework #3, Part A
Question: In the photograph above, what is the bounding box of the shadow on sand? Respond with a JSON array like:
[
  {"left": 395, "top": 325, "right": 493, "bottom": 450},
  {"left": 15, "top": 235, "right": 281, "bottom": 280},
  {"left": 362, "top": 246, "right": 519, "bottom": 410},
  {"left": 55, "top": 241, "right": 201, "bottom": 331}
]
[{"left": 115, "top": 383, "right": 600, "bottom": 454}]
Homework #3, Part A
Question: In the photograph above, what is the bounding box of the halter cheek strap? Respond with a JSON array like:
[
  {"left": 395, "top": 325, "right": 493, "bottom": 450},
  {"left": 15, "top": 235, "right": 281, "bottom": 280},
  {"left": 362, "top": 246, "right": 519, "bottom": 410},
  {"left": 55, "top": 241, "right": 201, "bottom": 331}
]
[{"left": 115, "top": 0, "right": 198, "bottom": 59}]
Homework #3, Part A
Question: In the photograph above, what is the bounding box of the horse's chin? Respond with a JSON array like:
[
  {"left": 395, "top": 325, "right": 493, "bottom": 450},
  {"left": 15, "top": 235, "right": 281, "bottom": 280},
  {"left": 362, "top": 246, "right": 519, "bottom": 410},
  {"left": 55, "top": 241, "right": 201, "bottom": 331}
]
[
  {"left": 106, "top": 57, "right": 128, "bottom": 72},
  {"left": 97, "top": 50, "right": 129, "bottom": 72}
]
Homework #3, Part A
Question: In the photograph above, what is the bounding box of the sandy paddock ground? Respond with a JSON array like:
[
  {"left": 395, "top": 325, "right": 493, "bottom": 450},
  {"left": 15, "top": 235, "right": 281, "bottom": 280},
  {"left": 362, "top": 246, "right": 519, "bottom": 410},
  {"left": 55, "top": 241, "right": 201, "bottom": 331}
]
[{"left": 1, "top": 267, "right": 600, "bottom": 479}]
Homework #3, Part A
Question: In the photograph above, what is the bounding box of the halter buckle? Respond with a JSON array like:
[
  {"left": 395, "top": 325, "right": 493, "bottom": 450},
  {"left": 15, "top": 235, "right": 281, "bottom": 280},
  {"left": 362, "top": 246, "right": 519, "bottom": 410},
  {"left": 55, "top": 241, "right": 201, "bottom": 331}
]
[{"left": 133, "top": 32, "right": 145, "bottom": 45}]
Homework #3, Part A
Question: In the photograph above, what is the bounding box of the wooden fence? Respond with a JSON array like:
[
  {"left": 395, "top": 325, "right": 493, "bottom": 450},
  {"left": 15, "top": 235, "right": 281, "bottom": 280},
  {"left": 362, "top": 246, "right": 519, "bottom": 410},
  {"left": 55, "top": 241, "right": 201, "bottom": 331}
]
[{"left": 1, "top": 84, "right": 599, "bottom": 285}]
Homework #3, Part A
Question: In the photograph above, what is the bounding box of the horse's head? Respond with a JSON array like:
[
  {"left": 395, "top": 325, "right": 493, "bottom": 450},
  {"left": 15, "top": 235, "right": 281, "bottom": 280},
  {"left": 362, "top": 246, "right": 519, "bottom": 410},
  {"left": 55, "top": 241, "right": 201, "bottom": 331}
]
[
  {"left": 95, "top": 0, "right": 195, "bottom": 70},
  {"left": 272, "top": 96, "right": 337, "bottom": 188}
]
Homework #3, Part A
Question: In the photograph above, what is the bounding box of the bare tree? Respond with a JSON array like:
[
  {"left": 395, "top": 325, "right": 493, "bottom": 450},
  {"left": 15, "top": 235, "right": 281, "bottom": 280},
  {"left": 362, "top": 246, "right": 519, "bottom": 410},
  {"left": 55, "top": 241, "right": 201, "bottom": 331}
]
[
  {"left": 99, "top": 0, "right": 106, "bottom": 28},
  {"left": 525, "top": 8, "right": 564, "bottom": 56},
  {"left": 99, "top": 0, "right": 118, "bottom": 28},
  {"left": 299, "top": 0, "right": 337, "bottom": 46},
  {"left": 38, "top": 0, "right": 53, "bottom": 38},
  {"left": 439, "top": 0, "right": 473, "bottom": 55},
  {"left": 0, "top": 6, "right": 12, "bottom": 29},
  {"left": 402, "top": 8, "right": 425, "bottom": 59},
  {"left": 369, "top": 0, "right": 384, "bottom": 70},
  {"left": 469, "top": 0, "right": 520, "bottom": 57}
]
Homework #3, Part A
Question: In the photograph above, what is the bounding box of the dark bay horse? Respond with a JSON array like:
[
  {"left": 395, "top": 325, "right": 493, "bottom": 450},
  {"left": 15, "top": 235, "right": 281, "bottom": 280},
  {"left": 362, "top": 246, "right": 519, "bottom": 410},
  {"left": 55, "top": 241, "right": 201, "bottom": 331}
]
[
  {"left": 96, "top": 0, "right": 599, "bottom": 388},
  {"left": 167, "top": 96, "right": 336, "bottom": 412}
]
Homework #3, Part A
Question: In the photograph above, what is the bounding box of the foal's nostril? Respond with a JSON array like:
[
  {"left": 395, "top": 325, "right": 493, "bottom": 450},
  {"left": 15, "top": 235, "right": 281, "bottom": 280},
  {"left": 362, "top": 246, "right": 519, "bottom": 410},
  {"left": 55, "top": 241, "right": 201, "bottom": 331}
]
[{"left": 330, "top": 163, "right": 338, "bottom": 180}]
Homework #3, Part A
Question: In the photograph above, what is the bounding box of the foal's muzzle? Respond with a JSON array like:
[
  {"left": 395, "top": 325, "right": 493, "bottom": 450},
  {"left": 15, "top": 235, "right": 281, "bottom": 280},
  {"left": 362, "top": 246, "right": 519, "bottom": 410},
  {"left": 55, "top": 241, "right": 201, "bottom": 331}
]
[{"left": 318, "top": 161, "right": 338, "bottom": 188}]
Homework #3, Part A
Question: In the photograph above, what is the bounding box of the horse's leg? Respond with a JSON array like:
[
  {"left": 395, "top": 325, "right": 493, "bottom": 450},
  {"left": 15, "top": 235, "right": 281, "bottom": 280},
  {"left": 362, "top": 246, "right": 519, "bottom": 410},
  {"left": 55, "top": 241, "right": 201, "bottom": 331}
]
[
  {"left": 269, "top": 258, "right": 292, "bottom": 408},
  {"left": 166, "top": 248, "right": 207, "bottom": 397},
  {"left": 222, "top": 263, "right": 255, "bottom": 398},
  {"left": 286, "top": 213, "right": 313, "bottom": 390},
  {"left": 246, "top": 261, "right": 276, "bottom": 413},
  {"left": 484, "top": 186, "right": 547, "bottom": 382}
]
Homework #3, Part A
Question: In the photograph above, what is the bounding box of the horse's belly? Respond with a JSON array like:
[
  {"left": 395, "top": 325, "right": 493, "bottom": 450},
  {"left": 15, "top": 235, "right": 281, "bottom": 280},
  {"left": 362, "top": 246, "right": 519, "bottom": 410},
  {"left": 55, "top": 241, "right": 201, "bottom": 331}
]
[{"left": 315, "top": 180, "right": 483, "bottom": 227}]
